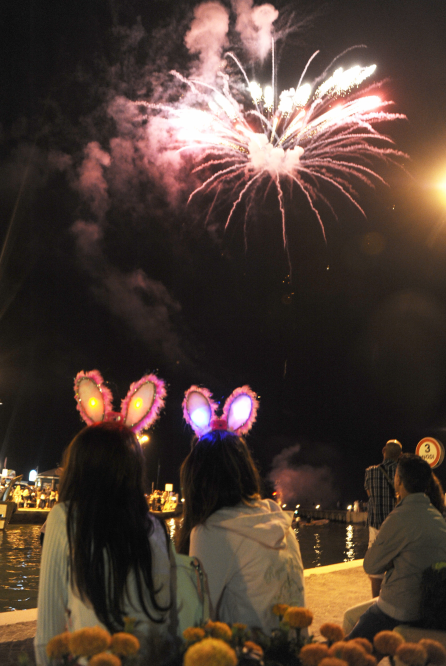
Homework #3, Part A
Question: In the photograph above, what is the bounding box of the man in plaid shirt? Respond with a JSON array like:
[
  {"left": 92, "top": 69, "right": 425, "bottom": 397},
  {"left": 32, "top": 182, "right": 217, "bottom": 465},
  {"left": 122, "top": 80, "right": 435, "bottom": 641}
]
[{"left": 364, "top": 439, "right": 402, "bottom": 597}]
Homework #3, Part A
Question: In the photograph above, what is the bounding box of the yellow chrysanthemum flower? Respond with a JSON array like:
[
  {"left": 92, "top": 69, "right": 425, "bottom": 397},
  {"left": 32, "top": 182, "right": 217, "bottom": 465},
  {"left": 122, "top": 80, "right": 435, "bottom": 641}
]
[
  {"left": 373, "top": 631, "right": 404, "bottom": 656},
  {"left": 184, "top": 637, "right": 238, "bottom": 666},
  {"left": 204, "top": 620, "right": 232, "bottom": 642},
  {"left": 283, "top": 606, "right": 313, "bottom": 628},
  {"left": 110, "top": 632, "right": 140, "bottom": 656},
  {"left": 300, "top": 643, "right": 330, "bottom": 666},
  {"left": 272, "top": 603, "right": 290, "bottom": 617},
  {"left": 232, "top": 623, "right": 247, "bottom": 632},
  {"left": 395, "top": 643, "right": 428, "bottom": 666},
  {"left": 46, "top": 632, "right": 71, "bottom": 659},
  {"left": 350, "top": 638, "right": 373, "bottom": 655},
  {"left": 319, "top": 658, "right": 349, "bottom": 666},
  {"left": 69, "top": 626, "right": 112, "bottom": 657},
  {"left": 320, "top": 623, "right": 345, "bottom": 643},
  {"left": 183, "top": 627, "right": 206, "bottom": 644},
  {"left": 89, "top": 652, "right": 122, "bottom": 666},
  {"left": 244, "top": 640, "right": 264, "bottom": 656},
  {"left": 418, "top": 639, "right": 446, "bottom": 665}
]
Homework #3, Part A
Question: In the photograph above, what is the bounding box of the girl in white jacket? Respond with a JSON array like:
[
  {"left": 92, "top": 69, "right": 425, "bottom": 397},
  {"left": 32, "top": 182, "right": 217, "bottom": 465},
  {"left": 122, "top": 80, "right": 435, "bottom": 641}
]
[
  {"left": 35, "top": 423, "right": 171, "bottom": 665},
  {"left": 178, "top": 430, "right": 305, "bottom": 633}
]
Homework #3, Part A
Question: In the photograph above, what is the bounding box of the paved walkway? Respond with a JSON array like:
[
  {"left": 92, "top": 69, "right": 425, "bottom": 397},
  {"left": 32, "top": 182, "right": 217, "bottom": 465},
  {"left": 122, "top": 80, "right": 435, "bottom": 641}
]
[
  {"left": 304, "top": 559, "right": 371, "bottom": 637},
  {"left": 0, "top": 560, "right": 371, "bottom": 666}
]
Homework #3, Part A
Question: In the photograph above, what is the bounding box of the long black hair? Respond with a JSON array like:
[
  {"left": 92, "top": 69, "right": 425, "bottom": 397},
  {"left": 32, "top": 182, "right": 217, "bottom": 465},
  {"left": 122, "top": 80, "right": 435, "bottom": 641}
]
[
  {"left": 59, "top": 421, "right": 169, "bottom": 632},
  {"left": 178, "top": 430, "right": 261, "bottom": 554}
]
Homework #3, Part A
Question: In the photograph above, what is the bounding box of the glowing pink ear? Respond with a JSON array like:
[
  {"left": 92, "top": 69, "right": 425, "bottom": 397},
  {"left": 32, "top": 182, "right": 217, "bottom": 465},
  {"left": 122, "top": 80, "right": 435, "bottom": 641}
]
[
  {"left": 223, "top": 386, "right": 258, "bottom": 435},
  {"left": 74, "top": 370, "right": 114, "bottom": 426},
  {"left": 183, "top": 386, "right": 217, "bottom": 436},
  {"left": 121, "top": 374, "right": 167, "bottom": 434}
]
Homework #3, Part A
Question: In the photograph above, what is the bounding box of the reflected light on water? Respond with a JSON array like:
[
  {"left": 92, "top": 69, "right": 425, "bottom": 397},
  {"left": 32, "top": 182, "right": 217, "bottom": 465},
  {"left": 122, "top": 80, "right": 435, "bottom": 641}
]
[
  {"left": 313, "top": 532, "right": 321, "bottom": 568},
  {"left": 167, "top": 517, "right": 176, "bottom": 542},
  {"left": 344, "top": 524, "right": 355, "bottom": 561},
  {"left": 0, "top": 525, "right": 41, "bottom": 612},
  {"left": 294, "top": 521, "right": 368, "bottom": 568},
  {"left": 0, "top": 519, "right": 368, "bottom": 611}
]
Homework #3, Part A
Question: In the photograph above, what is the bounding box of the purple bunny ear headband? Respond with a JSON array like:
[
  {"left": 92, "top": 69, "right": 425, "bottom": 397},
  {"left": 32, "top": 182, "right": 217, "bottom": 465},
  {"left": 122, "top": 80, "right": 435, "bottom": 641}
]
[
  {"left": 182, "top": 385, "right": 259, "bottom": 438},
  {"left": 74, "top": 369, "right": 166, "bottom": 434}
]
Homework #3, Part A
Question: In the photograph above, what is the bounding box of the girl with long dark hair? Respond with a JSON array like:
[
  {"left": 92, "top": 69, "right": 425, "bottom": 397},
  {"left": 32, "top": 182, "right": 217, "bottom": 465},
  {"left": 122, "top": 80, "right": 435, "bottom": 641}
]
[
  {"left": 178, "top": 430, "right": 305, "bottom": 633},
  {"left": 34, "top": 422, "right": 171, "bottom": 665}
]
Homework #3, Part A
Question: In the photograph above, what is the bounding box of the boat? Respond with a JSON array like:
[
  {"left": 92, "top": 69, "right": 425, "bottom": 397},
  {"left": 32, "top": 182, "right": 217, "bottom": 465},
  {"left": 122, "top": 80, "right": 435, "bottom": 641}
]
[
  {"left": 299, "top": 518, "right": 330, "bottom": 527},
  {"left": 146, "top": 490, "right": 183, "bottom": 518}
]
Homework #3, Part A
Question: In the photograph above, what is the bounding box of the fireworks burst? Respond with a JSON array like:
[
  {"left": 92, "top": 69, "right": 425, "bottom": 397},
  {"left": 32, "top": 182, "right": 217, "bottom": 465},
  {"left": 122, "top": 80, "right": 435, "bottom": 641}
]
[{"left": 138, "top": 10, "right": 407, "bottom": 268}]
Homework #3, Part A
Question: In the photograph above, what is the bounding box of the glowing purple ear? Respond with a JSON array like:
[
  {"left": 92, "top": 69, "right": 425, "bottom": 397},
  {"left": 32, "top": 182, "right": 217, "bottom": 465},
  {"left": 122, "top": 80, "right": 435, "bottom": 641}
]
[
  {"left": 223, "top": 386, "right": 259, "bottom": 435},
  {"left": 121, "top": 374, "right": 167, "bottom": 434},
  {"left": 74, "top": 370, "right": 114, "bottom": 425},
  {"left": 183, "top": 386, "right": 217, "bottom": 436}
]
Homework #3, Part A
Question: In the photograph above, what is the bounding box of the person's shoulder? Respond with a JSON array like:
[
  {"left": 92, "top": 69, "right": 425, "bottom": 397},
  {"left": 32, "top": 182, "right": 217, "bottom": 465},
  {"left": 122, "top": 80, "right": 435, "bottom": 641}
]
[
  {"left": 47, "top": 501, "right": 68, "bottom": 523},
  {"left": 365, "top": 463, "right": 380, "bottom": 473}
]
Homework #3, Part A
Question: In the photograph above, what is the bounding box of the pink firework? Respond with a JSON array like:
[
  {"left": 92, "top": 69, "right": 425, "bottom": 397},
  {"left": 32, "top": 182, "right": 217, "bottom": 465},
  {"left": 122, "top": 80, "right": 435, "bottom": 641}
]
[{"left": 139, "top": 45, "right": 407, "bottom": 266}]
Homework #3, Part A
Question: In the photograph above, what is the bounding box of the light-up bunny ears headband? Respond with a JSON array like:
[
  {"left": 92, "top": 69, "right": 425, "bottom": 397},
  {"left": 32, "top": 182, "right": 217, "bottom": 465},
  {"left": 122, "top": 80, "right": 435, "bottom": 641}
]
[
  {"left": 182, "top": 385, "right": 259, "bottom": 438},
  {"left": 74, "top": 370, "right": 166, "bottom": 434}
]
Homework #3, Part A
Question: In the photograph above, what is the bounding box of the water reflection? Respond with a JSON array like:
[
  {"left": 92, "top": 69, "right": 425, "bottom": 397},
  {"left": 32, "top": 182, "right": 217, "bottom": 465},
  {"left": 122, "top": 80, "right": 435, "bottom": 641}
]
[
  {"left": 313, "top": 532, "right": 321, "bottom": 568},
  {"left": 294, "top": 521, "right": 368, "bottom": 568},
  {"left": 0, "top": 520, "right": 368, "bottom": 611},
  {"left": 0, "top": 525, "right": 41, "bottom": 612},
  {"left": 344, "top": 524, "right": 355, "bottom": 561}
]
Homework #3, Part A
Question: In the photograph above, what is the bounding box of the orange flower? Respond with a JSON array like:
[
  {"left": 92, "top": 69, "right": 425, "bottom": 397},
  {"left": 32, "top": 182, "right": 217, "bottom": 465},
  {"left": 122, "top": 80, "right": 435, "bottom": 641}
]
[
  {"left": 374, "top": 631, "right": 404, "bottom": 656},
  {"left": 204, "top": 620, "right": 232, "bottom": 642},
  {"left": 320, "top": 623, "right": 345, "bottom": 643},
  {"left": 283, "top": 607, "right": 314, "bottom": 628},
  {"left": 300, "top": 643, "right": 330, "bottom": 666},
  {"left": 232, "top": 623, "right": 247, "bottom": 632},
  {"left": 183, "top": 627, "right": 206, "bottom": 645},
  {"left": 350, "top": 638, "right": 373, "bottom": 655},
  {"left": 89, "top": 653, "right": 121, "bottom": 666},
  {"left": 69, "top": 626, "right": 112, "bottom": 657},
  {"left": 419, "top": 639, "right": 446, "bottom": 666},
  {"left": 46, "top": 632, "right": 71, "bottom": 659},
  {"left": 363, "top": 656, "right": 377, "bottom": 666},
  {"left": 244, "top": 641, "right": 264, "bottom": 657},
  {"left": 395, "top": 643, "right": 428, "bottom": 666},
  {"left": 184, "top": 637, "right": 238, "bottom": 666},
  {"left": 110, "top": 632, "right": 140, "bottom": 656},
  {"left": 319, "top": 657, "right": 349, "bottom": 666},
  {"left": 273, "top": 603, "right": 290, "bottom": 617},
  {"left": 329, "top": 641, "right": 369, "bottom": 666}
]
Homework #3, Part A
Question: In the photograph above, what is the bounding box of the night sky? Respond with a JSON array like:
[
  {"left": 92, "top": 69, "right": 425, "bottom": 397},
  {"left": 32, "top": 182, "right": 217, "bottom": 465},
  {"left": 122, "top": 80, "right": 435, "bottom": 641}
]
[{"left": 1, "top": 0, "right": 446, "bottom": 506}]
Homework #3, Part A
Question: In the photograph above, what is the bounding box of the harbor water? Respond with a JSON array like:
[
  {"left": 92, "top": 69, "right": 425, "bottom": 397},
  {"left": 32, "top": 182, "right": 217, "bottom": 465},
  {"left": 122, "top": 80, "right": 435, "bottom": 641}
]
[{"left": 0, "top": 520, "right": 368, "bottom": 613}]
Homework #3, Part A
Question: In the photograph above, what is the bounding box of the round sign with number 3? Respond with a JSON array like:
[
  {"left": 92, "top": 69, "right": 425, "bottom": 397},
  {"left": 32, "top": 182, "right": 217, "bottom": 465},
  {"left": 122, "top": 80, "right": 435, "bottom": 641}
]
[{"left": 415, "top": 438, "right": 445, "bottom": 468}]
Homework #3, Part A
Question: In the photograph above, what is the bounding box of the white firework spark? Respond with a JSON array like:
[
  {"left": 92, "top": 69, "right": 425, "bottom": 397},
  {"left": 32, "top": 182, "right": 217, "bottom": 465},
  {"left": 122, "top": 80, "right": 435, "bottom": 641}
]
[{"left": 138, "top": 45, "right": 407, "bottom": 266}]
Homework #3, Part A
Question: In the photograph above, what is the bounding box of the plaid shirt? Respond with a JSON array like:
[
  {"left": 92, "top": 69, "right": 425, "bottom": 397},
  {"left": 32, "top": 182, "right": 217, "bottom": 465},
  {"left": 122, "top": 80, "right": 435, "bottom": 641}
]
[{"left": 364, "top": 460, "right": 398, "bottom": 529}]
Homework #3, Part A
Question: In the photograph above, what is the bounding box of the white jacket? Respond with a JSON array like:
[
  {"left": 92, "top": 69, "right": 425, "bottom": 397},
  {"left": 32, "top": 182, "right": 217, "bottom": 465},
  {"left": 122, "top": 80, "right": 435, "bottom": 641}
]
[{"left": 190, "top": 499, "right": 305, "bottom": 632}]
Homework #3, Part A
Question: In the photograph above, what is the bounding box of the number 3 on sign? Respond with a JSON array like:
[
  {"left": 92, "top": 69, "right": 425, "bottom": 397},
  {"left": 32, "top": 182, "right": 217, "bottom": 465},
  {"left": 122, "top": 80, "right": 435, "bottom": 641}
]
[{"left": 415, "top": 438, "right": 445, "bottom": 468}]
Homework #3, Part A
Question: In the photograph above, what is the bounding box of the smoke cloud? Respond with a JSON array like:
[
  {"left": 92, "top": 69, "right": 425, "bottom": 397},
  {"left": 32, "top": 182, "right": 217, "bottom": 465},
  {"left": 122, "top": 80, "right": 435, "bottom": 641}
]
[
  {"left": 75, "top": 142, "right": 111, "bottom": 220},
  {"left": 71, "top": 220, "right": 188, "bottom": 365},
  {"left": 185, "top": 2, "right": 230, "bottom": 81},
  {"left": 269, "top": 443, "right": 339, "bottom": 507},
  {"left": 232, "top": 0, "right": 278, "bottom": 61}
]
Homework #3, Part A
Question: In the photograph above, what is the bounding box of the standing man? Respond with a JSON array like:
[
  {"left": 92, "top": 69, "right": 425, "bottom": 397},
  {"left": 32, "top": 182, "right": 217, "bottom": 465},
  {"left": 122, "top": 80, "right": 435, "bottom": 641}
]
[{"left": 364, "top": 439, "right": 402, "bottom": 597}]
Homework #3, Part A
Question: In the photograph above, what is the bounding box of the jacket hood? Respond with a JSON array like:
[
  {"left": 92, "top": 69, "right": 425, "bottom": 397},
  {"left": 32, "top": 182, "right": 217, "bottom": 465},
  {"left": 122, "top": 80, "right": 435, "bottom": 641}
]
[{"left": 205, "top": 498, "right": 294, "bottom": 549}]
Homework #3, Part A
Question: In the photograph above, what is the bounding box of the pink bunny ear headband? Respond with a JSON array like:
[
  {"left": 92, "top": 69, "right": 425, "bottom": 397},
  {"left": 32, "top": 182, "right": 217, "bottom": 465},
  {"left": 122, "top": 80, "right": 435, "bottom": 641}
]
[
  {"left": 182, "top": 385, "right": 259, "bottom": 438},
  {"left": 74, "top": 369, "right": 166, "bottom": 434}
]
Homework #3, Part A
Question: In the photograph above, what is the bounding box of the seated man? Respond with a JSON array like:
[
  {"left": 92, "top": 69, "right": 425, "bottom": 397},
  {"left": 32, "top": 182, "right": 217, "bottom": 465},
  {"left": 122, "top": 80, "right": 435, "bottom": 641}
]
[{"left": 345, "top": 453, "right": 446, "bottom": 641}]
